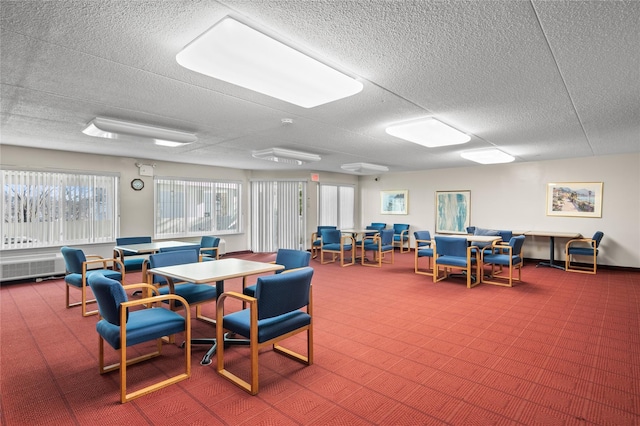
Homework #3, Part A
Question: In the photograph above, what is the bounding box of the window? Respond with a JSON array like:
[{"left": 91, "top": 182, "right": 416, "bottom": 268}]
[
  {"left": 1, "top": 169, "right": 118, "bottom": 249},
  {"left": 250, "top": 180, "right": 306, "bottom": 252},
  {"left": 155, "top": 178, "right": 241, "bottom": 238},
  {"left": 319, "top": 184, "right": 354, "bottom": 229}
]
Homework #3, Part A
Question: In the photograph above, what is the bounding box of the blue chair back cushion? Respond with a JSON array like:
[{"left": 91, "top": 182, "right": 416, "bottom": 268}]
[
  {"left": 88, "top": 274, "right": 128, "bottom": 325},
  {"left": 61, "top": 246, "right": 86, "bottom": 274},
  {"left": 224, "top": 268, "right": 313, "bottom": 344},
  {"left": 274, "top": 249, "right": 311, "bottom": 273},
  {"left": 200, "top": 236, "right": 220, "bottom": 257},
  {"left": 116, "top": 236, "right": 152, "bottom": 249},
  {"left": 320, "top": 229, "right": 341, "bottom": 244},
  {"left": 364, "top": 229, "right": 394, "bottom": 250},
  {"left": 370, "top": 223, "right": 386, "bottom": 230},
  {"left": 313, "top": 226, "right": 337, "bottom": 247},
  {"left": 61, "top": 246, "right": 122, "bottom": 287},
  {"left": 414, "top": 230, "right": 431, "bottom": 247},
  {"left": 593, "top": 231, "right": 604, "bottom": 247},
  {"left": 435, "top": 237, "right": 474, "bottom": 267}
]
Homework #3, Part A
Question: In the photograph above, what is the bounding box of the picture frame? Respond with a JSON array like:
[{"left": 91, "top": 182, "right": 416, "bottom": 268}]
[
  {"left": 546, "top": 182, "right": 603, "bottom": 218},
  {"left": 381, "top": 190, "right": 408, "bottom": 215},
  {"left": 435, "top": 190, "right": 471, "bottom": 234}
]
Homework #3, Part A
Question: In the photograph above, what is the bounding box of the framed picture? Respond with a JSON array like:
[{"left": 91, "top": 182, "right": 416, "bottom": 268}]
[
  {"left": 435, "top": 190, "right": 471, "bottom": 234},
  {"left": 547, "top": 182, "right": 603, "bottom": 218},
  {"left": 381, "top": 190, "right": 408, "bottom": 215}
]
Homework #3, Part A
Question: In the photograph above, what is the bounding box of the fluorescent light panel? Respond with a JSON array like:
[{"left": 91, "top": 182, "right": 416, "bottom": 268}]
[
  {"left": 252, "top": 148, "right": 321, "bottom": 165},
  {"left": 83, "top": 117, "right": 196, "bottom": 146},
  {"left": 341, "top": 162, "right": 389, "bottom": 174},
  {"left": 461, "top": 148, "right": 515, "bottom": 164},
  {"left": 385, "top": 118, "right": 470, "bottom": 147},
  {"left": 176, "top": 16, "right": 363, "bottom": 108}
]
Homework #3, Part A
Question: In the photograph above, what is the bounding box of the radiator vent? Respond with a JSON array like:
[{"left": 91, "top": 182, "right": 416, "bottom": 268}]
[{"left": 0, "top": 252, "right": 65, "bottom": 282}]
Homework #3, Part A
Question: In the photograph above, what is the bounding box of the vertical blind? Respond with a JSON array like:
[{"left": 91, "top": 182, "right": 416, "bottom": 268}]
[
  {"left": 1, "top": 169, "right": 118, "bottom": 249},
  {"left": 250, "top": 180, "right": 305, "bottom": 252},
  {"left": 319, "top": 184, "right": 355, "bottom": 229},
  {"left": 155, "top": 178, "right": 241, "bottom": 238}
]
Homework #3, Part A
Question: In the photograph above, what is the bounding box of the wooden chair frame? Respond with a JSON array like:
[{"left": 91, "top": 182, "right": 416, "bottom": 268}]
[
  {"left": 433, "top": 243, "right": 481, "bottom": 289},
  {"left": 66, "top": 255, "right": 124, "bottom": 317},
  {"left": 565, "top": 237, "right": 600, "bottom": 274},
  {"left": 320, "top": 234, "right": 355, "bottom": 267},
  {"left": 414, "top": 238, "right": 434, "bottom": 276},
  {"left": 480, "top": 244, "right": 523, "bottom": 287},
  {"left": 97, "top": 283, "right": 191, "bottom": 403},
  {"left": 360, "top": 233, "right": 394, "bottom": 267},
  {"left": 216, "top": 289, "right": 313, "bottom": 395}
]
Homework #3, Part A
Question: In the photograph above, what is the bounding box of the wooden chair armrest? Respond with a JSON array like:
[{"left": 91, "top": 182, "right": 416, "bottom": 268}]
[{"left": 121, "top": 293, "right": 190, "bottom": 313}]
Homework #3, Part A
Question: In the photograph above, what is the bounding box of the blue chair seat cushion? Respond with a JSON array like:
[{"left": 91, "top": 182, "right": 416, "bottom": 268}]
[
  {"left": 363, "top": 242, "right": 394, "bottom": 251},
  {"left": 393, "top": 235, "right": 408, "bottom": 241},
  {"left": 323, "top": 243, "right": 352, "bottom": 251},
  {"left": 436, "top": 255, "right": 476, "bottom": 268},
  {"left": 158, "top": 283, "right": 217, "bottom": 305},
  {"left": 223, "top": 310, "right": 311, "bottom": 344},
  {"left": 65, "top": 270, "right": 122, "bottom": 287},
  {"left": 482, "top": 253, "right": 522, "bottom": 266},
  {"left": 568, "top": 247, "right": 598, "bottom": 256},
  {"left": 201, "top": 256, "right": 217, "bottom": 262},
  {"left": 97, "top": 308, "right": 185, "bottom": 349},
  {"left": 417, "top": 248, "right": 434, "bottom": 257}
]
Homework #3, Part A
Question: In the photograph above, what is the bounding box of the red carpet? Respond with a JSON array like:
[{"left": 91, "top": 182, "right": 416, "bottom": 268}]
[{"left": 1, "top": 251, "right": 639, "bottom": 425}]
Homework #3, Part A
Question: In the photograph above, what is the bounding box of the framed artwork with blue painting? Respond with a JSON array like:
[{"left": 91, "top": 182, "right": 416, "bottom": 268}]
[{"left": 435, "top": 190, "right": 470, "bottom": 234}]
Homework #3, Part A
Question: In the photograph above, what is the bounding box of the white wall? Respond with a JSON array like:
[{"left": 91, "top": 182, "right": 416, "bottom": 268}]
[
  {"left": 2, "top": 146, "right": 639, "bottom": 268},
  {"left": 359, "top": 153, "right": 640, "bottom": 268}
]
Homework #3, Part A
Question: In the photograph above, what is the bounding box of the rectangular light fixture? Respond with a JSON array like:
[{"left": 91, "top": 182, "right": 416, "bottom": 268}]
[
  {"left": 83, "top": 117, "right": 197, "bottom": 146},
  {"left": 341, "top": 162, "right": 389, "bottom": 174},
  {"left": 385, "top": 118, "right": 470, "bottom": 147},
  {"left": 252, "top": 148, "right": 321, "bottom": 165},
  {"left": 176, "top": 16, "right": 363, "bottom": 108},
  {"left": 461, "top": 148, "right": 515, "bottom": 164}
]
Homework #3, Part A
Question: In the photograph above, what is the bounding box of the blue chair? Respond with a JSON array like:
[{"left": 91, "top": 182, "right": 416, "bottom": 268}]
[
  {"left": 370, "top": 222, "right": 387, "bottom": 231},
  {"left": 392, "top": 224, "right": 411, "bottom": 253},
  {"left": 320, "top": 229, "right": 355, "bottom": 266},
  {"left": 361, "top": 229, "right": 395, "bottom": 267},
  {"left": 200, "top": 236, "right": 220, "bottom": 261},
  {"left": 216, "top": 267, "right": 314, "bottom": 395},
  {"left": 481, "top": 235, "right": 526, "bottom": 287},
  {"left": 414, "top": 230, "right": 434, "bottom": 276},
  {"left": 61, "top": 246, "right": 124, "bottom": 317},
  {"left": 147, "top": 248, "right": 217, "bottom": 325},
  {"left": 311, "top": 226, "right": 337, "bottom": 259},
  {"left": 243, "top": 249, "right": 311, "bottom": 297},
  {"left": 565, "top": 231, "right": 604, "bottom": 274},
  {"left": 114, "top": 236, "right": 152, "bottom": 272},
  {"left": 433, "top": 236, "right": 480, "bottom": 288},
  {"left": 88, "top": 275, "right": 190, "bottom": 403}
]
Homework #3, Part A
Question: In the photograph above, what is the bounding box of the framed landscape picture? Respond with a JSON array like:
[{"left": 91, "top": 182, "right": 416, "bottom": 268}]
[
  {"left": 381, "top": 190, "right": 408, "bottom": 215},
  {"left": 547, "top": 182, "right": 603, "bottom": 218},
  {"left": 436, "top": 190, "right": 470, "bottom": 234}
]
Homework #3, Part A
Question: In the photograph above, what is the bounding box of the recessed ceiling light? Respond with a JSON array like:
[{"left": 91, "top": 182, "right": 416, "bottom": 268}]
[
  {"left": 176, "top": 16, "right": 363, "bottom": 108},
  {"left": 385, "top": 118, "right": 470, "bottom": 147},
  {"left": 341, "top": 162, "right": 389, "bottom": 174},
  {"left": 460, "top": 148, "right": 515, "bottom": 164},
  {"left": 252, "top": 148, "right": 321, "bottom": 165},
  {"left": 82, "top": 117, "right": 196, "bottom": 146}
]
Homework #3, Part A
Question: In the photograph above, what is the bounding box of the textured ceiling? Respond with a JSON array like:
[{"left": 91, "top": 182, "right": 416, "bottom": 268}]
[{"left": 1, "top": 0, "right": 639, "bottom": 174}]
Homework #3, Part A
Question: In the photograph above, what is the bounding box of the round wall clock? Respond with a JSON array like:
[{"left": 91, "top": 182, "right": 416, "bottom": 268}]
[{"left": 131, "top": 178, "right": 144, "bottom": 191}]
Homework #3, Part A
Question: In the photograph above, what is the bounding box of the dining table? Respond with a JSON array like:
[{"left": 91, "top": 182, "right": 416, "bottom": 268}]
[
  {"left": 148, "top": 258, "right": 284, "bottom": 365},
  {"left": 524, "top": 230, "right": 582, "bottom": 270}
]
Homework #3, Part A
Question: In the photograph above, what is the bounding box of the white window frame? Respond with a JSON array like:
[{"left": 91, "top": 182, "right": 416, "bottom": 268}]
[
  {"left": 1, "top": 169, "right": 119, "bottom": 249},
  {"left": 318, "top": 183, "right": 355, "bottom": 229},
  {"left": 154, "top": 177, "right": 242, "bottom": 238}
]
